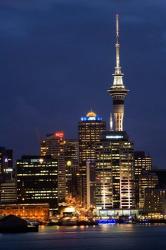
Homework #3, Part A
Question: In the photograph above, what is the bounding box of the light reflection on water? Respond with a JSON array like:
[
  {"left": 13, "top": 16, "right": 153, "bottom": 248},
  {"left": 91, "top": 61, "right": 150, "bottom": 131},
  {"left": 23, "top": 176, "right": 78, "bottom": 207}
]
[{"left": 0, "top": 224, "right": 166, "bottom": 250}]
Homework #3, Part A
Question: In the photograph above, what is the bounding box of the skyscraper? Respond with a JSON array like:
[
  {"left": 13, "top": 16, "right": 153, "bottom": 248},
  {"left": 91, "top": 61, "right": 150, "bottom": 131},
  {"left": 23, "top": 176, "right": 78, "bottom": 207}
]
[
  {"left": 95, "top": 15, "right": 135, "bottom": 211},
  {"left": 40, "top": 132, "right": 66, "bottom": 202},
  {"left": 40, "top": 132, "right": 79, "bottom": 200},
  {"left": 78, "top": 111, "right": 106, "bottom": 206},
  {"left": 65, "top": 139, "right": 79, "bottom": 197},
  {"left": 96, "top": 131, "right": 135, "bottom": 209},
  {"left": 134, "top": 151, "right": 152, "bottom": 207}
]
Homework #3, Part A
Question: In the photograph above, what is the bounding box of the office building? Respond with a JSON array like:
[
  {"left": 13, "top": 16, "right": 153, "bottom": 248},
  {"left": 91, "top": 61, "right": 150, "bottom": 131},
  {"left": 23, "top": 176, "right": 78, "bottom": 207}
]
[
  {"left": 134, "top": 151, "right": 152, "bottom": 176},
  {"left": 96, "top": 131, "right": 135, "bottom": 209},
  {"left": 0, "top": 147, "right": 13, "bottom": 178},
  {"left": 40, "top": 132, "right": 66, "bottom": 202},
  {"left": 0, "top": 147, "right": 16, "bottom": 204},
  {"left": 78, "top": 111, "right": 106, "bottom": 206},
  {"left": 139, "top": 172, "right": 158, "bottom": 209},
  {"left": 144, "top": 188, "right": 166, "bottom": 214},
  {"left": 17, "top": 156, "right": 58, "bottom": 209},
  {"left": 134, "top": 151, "right": 152, "bottom": 207},
  {"left": 64, "top": 139, "right": 79, "bottom": 197}
]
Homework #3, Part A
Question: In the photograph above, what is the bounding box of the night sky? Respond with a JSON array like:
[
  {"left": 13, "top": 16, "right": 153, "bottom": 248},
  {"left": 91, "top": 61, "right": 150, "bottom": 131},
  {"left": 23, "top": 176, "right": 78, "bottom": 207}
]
[{"left": 0, "top": 0, "right": 166, "bottom": 168}]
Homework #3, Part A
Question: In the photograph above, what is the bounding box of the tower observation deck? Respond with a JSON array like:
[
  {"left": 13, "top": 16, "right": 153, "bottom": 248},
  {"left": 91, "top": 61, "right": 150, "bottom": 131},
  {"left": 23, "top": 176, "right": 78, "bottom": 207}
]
[{"left": 107, "top": 15, "right": 128, "bottom": 131}]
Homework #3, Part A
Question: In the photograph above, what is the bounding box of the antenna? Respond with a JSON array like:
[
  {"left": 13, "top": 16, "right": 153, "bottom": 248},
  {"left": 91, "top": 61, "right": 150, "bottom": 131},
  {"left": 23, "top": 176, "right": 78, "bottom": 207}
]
[{"left": 116, "top": 14, "right": 119, "bottom": 42}]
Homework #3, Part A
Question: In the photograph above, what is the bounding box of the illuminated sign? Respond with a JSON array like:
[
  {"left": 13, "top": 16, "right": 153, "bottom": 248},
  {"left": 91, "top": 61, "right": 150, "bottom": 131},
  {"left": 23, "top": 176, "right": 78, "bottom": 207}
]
[
  {"left": 106, "top": 135, "right": 123, "bottom": 139},
  {"left": 81, "top": 116, "right": 102, "bottom": 122},
  {"left": 55, "top": 131, "right": 64, "bottom": 139}
]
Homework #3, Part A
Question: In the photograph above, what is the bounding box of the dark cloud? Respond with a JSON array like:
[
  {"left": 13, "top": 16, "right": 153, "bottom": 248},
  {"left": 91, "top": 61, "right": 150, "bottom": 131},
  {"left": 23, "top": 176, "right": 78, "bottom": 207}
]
[{"left": 0, "top": 0, "right": 166, "bottom": 168}]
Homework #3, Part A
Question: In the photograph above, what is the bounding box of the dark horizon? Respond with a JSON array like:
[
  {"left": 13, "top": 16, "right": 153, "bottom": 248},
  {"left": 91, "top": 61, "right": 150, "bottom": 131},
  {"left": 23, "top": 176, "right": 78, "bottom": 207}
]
[{"left": 0, "top": 0, "right": 166, "bottom": 168}]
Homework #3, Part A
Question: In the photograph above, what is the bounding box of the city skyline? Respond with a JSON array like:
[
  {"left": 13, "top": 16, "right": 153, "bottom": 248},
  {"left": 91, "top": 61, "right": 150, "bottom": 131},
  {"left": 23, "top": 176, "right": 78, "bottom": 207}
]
[{"left": 0, "top": 0, "right": 166, "bottom": 168}]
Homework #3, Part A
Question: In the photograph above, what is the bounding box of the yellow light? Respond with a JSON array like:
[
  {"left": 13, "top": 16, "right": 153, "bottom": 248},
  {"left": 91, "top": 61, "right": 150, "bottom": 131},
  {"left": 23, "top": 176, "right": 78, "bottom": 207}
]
[{"left": 67, "top": 161, "right": 72, "bottom": 167}]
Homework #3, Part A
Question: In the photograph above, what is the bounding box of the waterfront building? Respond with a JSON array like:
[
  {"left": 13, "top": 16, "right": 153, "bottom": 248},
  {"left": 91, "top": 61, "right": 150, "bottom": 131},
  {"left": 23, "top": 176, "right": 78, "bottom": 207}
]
[
  {"left": 40, "top": 132, "right": 66, "bottom": 202},
  {"left": 0, "top": 181, "right": 17, "bottom": 204},
  {"left": 134, "top": 151, "right": 152, "bottom": 207},
  {"left": 144, "top": 188, "right": 166, "bottom": 214},
  {"left": 0, "top": 203, "right": 49, "bottom": 222},
  {"left": 139, "top": 172, "right": 158, "bottom": 209},
  {"left": 17, "top": 156, "right": 58, "bottom": 209},
  {"left": 78, "top": 111, "right": 106, "bottom": 206},
  {"left": 0, "top": 147, "right": 13, "bottom": 178},
  {"left": 0, "top": 147, "right": 17, "bottom": 204},
  {"left": 96, "top": 131, "right": 135, "bottom": 209},
  {"left": 40, "top": 132, "right": 79, "bottom": 199}
]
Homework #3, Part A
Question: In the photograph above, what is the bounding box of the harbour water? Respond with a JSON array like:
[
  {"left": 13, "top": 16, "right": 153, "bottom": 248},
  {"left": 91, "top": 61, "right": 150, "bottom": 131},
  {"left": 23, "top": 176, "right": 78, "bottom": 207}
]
[{"left": 0, "top": 224, "right": 166, "bottom": 250}]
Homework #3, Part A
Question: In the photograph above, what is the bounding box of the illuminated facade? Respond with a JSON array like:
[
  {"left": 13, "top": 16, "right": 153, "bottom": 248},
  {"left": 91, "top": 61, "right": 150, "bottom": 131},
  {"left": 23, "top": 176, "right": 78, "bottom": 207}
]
[
  {"left": 40, "top": 132, "right": 66, "bottom": 202},
  {"left": 144, "top": 188, "right": 166, "bottom": 214},
  {"left": 79, "top": 111, "right": 106, "bottom": 206},
  {"left": 139, "top": 172, "right": 158, "bottom": 209},
  {"left": 17, "top": 156, "right": 58, "bottom": 209},
  {"left": 0, "top": 204, "right": 49, "bottom": 222},
  {"left": 0, "top": 181, "right": 17, "bottom": 204},
  {"left": 134, "top": 151, "right": 152, "bottom": 207},
  {"left": 0, "top": 147, "right": 13, "bottom": 177},
  {"left": 107, "top": 15, "right": 128, "bottom": 131},
  {"left": 40, "top": 133, "right": 79, "bottom": 199},
  {"left": 64, "top": 139, "right": 79, "bottom": 197},
  {"left": 0, "top": 147, "right": 16, "bottom": 204},
  {"left": 134, "top": 151, "right": 152, "bottom": 176},
  {"left": 96, "top": 131, "right": 135, "bottom": 209}
]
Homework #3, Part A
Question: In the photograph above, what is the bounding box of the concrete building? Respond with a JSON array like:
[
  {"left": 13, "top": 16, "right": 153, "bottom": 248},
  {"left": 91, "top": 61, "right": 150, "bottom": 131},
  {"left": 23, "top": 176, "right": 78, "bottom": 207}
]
[
  {"left": 134, "top": 151, "right": 152, "bottom": 207},
  {"left": 78, "top": 111, "right": 106, "bottom": 206},
  {"left": 139, "top": 172, "right": 158, "bottom": 209},
  {"left": 40, "top": 132, "right": 66, "bottom": 202},
  {"left": 96, "top": 131, "right": 135, "bottom": 209},
  {"left": 17, "top": 156, "right": 58, "bottom": 209}
]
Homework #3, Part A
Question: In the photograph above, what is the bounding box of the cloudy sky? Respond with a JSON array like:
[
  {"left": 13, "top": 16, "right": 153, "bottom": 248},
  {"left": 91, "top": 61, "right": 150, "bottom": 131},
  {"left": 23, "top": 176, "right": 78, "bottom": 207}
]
[{"left": 0, "top": 0, "right": 166, "bottom": 167}]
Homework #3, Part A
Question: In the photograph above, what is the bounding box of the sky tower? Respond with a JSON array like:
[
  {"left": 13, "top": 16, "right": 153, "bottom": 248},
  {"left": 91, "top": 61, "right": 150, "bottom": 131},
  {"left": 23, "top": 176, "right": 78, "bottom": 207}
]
[{"left": 108, "top": 14, "right": 128, "bottom": 131}]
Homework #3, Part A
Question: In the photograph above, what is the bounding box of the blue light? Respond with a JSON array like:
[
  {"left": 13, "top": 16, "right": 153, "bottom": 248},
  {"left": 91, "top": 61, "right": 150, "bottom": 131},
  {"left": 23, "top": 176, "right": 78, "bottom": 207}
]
[
  {"left": 80, "top": 116, "right": 103, "bottom": 122},
  {"left": 97, "top": 219, "right": 116, "bottom": 224}
]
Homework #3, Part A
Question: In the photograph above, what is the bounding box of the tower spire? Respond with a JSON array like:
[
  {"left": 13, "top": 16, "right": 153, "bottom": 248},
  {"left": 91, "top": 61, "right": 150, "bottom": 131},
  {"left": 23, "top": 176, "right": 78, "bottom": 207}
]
[
  {"left": 107, "top": 15, "right": 128, "bottom": 131},
  {"left": 115, "top": 14, "right": 121, "bottom": 74}
]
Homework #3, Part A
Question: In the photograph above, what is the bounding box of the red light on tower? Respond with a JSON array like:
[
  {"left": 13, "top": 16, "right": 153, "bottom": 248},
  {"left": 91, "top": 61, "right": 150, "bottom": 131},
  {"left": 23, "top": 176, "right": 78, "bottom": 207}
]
[{"left": 54, "top": 131, "right": 64, "bottom": 139}]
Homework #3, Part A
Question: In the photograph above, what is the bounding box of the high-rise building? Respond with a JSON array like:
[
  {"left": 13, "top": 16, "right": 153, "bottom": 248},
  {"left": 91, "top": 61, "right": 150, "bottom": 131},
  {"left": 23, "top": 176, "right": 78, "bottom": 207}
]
[
  {"left": 96, "top": 131, "right": 135, "bottom": 209},
  {"left": 78, "top": 111, "right": 106, "bottom": 206},
  {"left": 134, "top": 151, "right": 152, "bottom": 176},
  {"left": 17, "top": 156, "right": 58, "bottom": 209},
  {"left": 144, "top": 188, "right": 166, "bottom": 214},
  {"left": 64, "top": 139, "right": 79, "bottom": 197},
  {"left": 134, "top": 151, "right": 152, "bottom": 207},
  {"left": 139, "top": 172, "right": 158, "bottom": 209},
  {"left": 40, "top": 132, "right": 66, "bottom": 202},
  {"left": 40, "top": 132, "right": 79, "bottom": 200}
]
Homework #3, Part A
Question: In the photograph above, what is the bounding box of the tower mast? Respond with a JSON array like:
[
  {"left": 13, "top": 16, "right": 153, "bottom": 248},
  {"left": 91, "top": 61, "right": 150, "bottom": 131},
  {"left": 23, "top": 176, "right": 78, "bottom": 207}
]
[{"left": 107, "top": 14, "right": 128, "bottom": 131}]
